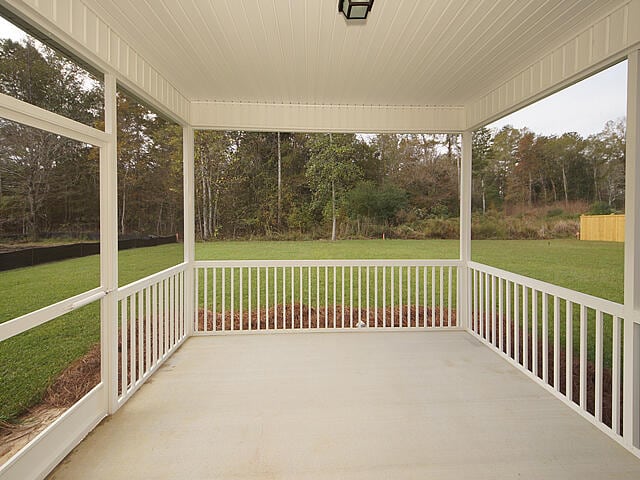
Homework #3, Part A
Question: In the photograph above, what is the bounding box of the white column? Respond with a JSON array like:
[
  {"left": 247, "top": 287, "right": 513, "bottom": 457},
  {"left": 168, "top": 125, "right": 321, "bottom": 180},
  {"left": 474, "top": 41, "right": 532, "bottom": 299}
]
[
  {"left": 100, "top": 73, "right": 119, "bottom": 413},
  {"left": 459, "top": 130, "right": 472, "bottom": 330},
  {"left": 183, "top": 126, "right": 195, "bottom": 335},
  {"left": 623, "top": 49, "right": 640, "bottom": 449}
]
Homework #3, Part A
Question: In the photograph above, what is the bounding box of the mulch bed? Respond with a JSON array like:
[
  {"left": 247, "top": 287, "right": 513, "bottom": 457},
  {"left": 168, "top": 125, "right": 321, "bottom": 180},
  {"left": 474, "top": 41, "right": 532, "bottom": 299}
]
[
  {"left": 197, "top": 304, "right": 457, "bottom": 331},
  {"left": 44, "top": 344, "right": 102, "bottom": 408},
  {"left": 0, "top": 344, "right": 101, "bottom": 463}
]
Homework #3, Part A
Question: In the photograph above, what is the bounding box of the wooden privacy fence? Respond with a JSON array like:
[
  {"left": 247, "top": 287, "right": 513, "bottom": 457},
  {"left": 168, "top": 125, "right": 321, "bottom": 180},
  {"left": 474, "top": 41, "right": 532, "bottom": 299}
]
[{"left": 580, "top": 214, "right": 625, "bottom": 242}]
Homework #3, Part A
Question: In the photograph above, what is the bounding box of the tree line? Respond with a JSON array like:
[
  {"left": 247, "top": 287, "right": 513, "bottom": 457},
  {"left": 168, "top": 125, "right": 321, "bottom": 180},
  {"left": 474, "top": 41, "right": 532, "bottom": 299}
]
[
  {"left": 473, "top": 121, "right": 625, "bottom": 216},
  {"left": 0, "top": 38, "right": 183, "bottom": 241},
  {"left": 0, "top": 37, "right": 627, "bottom": 243},
  {"left": 194, "top": 121, "right": 625, "bottom": 240},
  {"left": 194, "top": 131, "right": 460, "bottom": 239}
]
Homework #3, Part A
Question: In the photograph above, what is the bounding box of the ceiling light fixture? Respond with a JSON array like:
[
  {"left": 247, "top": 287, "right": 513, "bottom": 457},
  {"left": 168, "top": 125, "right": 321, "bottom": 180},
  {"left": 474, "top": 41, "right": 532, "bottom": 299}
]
[{"left": 338, "top": 0, "right": 374, "bottom": 20}]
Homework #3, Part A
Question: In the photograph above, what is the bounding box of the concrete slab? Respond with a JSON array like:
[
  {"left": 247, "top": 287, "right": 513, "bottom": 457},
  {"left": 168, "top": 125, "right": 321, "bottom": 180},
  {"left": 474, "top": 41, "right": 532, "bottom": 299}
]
[{"left": 49, "top": 331, "right": 640, "bottom": 479}]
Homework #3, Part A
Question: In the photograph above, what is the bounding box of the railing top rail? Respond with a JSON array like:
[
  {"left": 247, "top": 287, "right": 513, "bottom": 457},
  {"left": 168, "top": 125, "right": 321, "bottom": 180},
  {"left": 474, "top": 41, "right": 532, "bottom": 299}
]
[
  {"left": 195, "top": 259, "right": 462, "bottom": 268},
  {"left": 469, "top": 261, "right": 624, "bottom": 317},
  {"left": 0, "top": 286, "right": 105, "bottom": 343},
  {"left": 117, "top": 262, "right": 187, "bottom": 299}
]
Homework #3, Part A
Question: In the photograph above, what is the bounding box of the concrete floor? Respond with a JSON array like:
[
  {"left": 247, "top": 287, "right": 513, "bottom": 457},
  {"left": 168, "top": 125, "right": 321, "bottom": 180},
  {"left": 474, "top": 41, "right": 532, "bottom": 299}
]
[{"left": 50, "top": 331, "right": 640, "bottom": 479}]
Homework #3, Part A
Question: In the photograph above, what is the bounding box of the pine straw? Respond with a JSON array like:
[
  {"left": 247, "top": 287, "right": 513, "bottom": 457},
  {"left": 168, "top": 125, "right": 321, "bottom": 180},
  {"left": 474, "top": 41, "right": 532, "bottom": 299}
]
[
  {"left": 0, "top": 344, "right": 101, "bottom": 464},
  {"left": 197, "top": 304, "right": 458, "bottom": 331},
  {"left": 44, "top": 344, "right": 101, "bottom": 408}
]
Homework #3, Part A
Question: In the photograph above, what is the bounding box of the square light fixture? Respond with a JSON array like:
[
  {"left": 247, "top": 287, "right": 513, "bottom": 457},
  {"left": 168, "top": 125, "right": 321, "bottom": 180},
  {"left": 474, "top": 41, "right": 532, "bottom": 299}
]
[{"left": 338, "top": 0, "right": 374, "bottom": 20}]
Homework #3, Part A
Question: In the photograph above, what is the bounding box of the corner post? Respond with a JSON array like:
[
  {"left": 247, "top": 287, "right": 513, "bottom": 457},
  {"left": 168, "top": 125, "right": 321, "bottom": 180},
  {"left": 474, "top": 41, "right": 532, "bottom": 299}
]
[
  {"left": 183, "top": 126, "right": 196, "bottom": 336},
  {"left": 459, "top": 130, "right": 473, "bottom": 330},
  {"left": 624, "top": 49, "right": 640, "bottom": 449},
  {"left": 101, "top": 73, "right": 119, "bottom": 414}
]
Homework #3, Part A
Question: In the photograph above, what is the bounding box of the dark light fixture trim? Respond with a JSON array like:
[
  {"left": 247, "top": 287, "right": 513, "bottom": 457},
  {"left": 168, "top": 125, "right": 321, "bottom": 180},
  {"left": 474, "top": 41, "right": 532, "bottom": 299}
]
[{"left": 338, "top": 0, "right": 375, "bottom": 20}]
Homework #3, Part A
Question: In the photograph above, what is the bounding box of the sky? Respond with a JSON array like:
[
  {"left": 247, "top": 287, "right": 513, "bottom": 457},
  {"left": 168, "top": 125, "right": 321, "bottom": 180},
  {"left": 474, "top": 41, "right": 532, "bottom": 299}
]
[
  {"left": 0, "top": 16, "right": 25, "bottom": 43},
  {"left": 0, "top": 17, "right": 628, "bottom": 138},
  {"left": 488, "top": 61, "right": 627, "bottom": 137}
]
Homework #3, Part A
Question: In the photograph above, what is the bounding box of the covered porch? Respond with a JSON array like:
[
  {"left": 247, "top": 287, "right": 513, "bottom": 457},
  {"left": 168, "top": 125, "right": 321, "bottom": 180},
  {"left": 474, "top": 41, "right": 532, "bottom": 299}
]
[
  {"left": 0, "top": 1, "right": 639, "bottom": 479},
  {"left": 51, "top": 332, "right": 640, "bottom": 479}
]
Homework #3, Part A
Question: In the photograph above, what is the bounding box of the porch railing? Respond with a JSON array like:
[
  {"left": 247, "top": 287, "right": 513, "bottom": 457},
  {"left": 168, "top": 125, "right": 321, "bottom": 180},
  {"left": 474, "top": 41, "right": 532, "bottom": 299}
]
[
  {"left": 116, "top": 263, "right": 188, "bottom": 406},
  {"left": 468, "top": 261, "right": 626, "bottom": 441},
  {"left": 194, "top": 260, "right": 461, "bottom": 333}
]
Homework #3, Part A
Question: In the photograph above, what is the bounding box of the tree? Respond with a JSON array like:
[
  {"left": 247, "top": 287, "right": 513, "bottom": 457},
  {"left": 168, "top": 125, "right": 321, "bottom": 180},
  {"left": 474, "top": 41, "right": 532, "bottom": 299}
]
[
  {"left": 587, "top": 119, "right": 626, "bottom": 209},
  {"left": 195, "top": 130, "right": 232, "bottom": 239},
  {"left": 372, "top": 134, "right": 402, "bottom": 180},
  {"left": 472, "top": 127, "right": 493, "bottom": 214},
  {"left": 306, "top": 134, "right": 363, "bottom": 240},
  {"left": 346, "top": 181, "right": 407, "bottom": 224},
  {"left": 540, "top": 133, "right": 587, "bottom": 206},
  {"left": 277, "top": 131, "right": 282, "bottom": 227},
  {"left": 505, "top": 130, "right": 539, "bottom": 209},
  {"left": 146, "top": 120, "right": 183, "bottom": 235},
  {"left": 489, "top": 126, "right": 520, "bottom": 210},
  {"left": 389, "top": 134, "right": 459, "bottom": 218},
  {"left": 115, "top": 90, "right": 184, "bottom": 237},
  {"left": 0, "top": 39, "right": 101, "bottom": 240}
]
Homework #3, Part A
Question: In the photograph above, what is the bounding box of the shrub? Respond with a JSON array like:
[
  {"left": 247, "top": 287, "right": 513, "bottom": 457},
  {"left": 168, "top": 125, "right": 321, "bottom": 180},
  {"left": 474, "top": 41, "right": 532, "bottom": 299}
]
[
  {"left": 429, "top": 203, "right": 450, "bottom": 219},
  {"left": 588, "top": 201, "right": 614, "bottom": 215},
  {"left": 421, "top": 218, "right": 459, "bottom": 238},
  {"left": 549, "top": 219, "right": 579, "bottom": 238},
  {"left": 472, "top": 214, "right": 507, "bottom": 239},
  {"left": 393, "top": 224, "right": 421, "bottom": 239}
]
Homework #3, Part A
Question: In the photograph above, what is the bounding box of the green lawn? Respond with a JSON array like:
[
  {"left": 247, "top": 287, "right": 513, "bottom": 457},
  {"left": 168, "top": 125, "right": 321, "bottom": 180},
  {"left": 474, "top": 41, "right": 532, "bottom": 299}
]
[
  {"left": 0, "top": 244, "right": 183, "bottom": 422},
  {"left": 195, "top": 239, "right": 459, "bottom": 261},
  {"left": 471, "top": 239, "right": 624, "bottom": 304},
  {"left": 0, "top": 239, "right": 624, "bottom": 422},
  {"left": 196, "top": 239, "right": 624, "bottom": 303}
]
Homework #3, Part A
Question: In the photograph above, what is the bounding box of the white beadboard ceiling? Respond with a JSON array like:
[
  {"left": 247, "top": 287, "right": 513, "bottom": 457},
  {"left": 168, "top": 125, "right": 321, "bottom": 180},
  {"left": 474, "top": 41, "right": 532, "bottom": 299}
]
[{"left": 81, "top": 0, "right": 619, "bottom": 107}]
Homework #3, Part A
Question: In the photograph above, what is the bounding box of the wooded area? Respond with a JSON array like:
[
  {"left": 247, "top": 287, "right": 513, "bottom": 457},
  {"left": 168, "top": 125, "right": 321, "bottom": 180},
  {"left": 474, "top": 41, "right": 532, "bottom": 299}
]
[
  {"left": 0, "top": 38, "right": 183, "bottom": 241},
  {"left": 0, "top": 37, "right": 627, "bottom": 243}
]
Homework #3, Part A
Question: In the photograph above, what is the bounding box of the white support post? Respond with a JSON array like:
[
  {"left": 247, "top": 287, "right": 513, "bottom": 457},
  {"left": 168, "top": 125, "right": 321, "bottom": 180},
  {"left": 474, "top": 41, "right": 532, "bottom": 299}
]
[
  {"left": 624, "top": 49, "right": 640, "bottom": 450},
  {"left": 183, "top": 126, "right": 196, "bottom": 336},
  {"left": 100, "top": 73, "right": 119, "bottom": 414},
  {"left": 459, "top": 131, "right": 472, "bottom": 330}
]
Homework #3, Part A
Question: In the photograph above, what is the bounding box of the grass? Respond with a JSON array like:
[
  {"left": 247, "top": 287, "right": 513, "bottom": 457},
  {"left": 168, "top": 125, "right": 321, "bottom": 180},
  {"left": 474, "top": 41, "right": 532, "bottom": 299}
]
[
  {"left": 0, "top": 239, "right": 623, "bottom": 423},
  {"left": 0, "top": 244, "right": 183, "bottom": 422},
  {"left": 472, "top": 239, "right": 624, "bottom": 372},
  {"left": 196, "top": 239, "right": 623, "bottom": 302},
  {"left": 195, "top": 239, "right": 460, "bottom": 261},
  {"left": 471, "top": 239, "right": 624, "bottom": 304}
]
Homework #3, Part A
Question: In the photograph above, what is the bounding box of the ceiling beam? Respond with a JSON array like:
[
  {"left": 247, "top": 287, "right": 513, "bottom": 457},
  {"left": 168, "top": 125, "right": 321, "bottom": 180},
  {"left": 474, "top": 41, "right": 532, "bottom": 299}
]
[{"left": 191, "top": 101, "right": 465, "bottom": 133}]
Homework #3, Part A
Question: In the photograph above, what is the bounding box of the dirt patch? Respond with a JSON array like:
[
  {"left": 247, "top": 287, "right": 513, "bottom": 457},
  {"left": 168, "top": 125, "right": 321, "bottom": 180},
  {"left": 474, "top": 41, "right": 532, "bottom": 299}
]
[
  {"left": 0, "top": 344, "right": 101, "bottom": 465},
  {"left": 0, "top": 405, "right": 67, "bottom": 464}
]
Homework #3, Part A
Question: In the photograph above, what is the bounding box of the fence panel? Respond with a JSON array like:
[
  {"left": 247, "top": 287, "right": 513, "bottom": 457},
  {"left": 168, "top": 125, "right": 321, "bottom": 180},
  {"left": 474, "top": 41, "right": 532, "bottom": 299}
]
[{"left": 580, "top": 214, "right": 625, "bottom": 242}]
